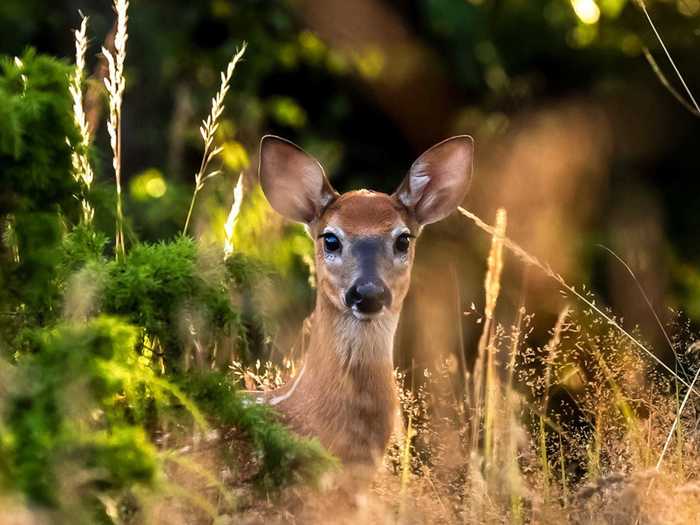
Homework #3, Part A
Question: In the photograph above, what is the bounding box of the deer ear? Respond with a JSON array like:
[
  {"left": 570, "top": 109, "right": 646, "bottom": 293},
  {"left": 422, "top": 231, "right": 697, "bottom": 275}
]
[
  {"left": 394, "top": 135, "right": 474, "bottom": 226},
  {"left": 259, "top": 135, "right": 339, "bottom": 224}
]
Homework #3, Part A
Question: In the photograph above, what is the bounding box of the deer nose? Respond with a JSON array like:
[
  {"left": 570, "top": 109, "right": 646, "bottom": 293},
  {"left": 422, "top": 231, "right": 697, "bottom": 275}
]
[{"left": 345, "top": 280, "right": 391, "bottom": 314}]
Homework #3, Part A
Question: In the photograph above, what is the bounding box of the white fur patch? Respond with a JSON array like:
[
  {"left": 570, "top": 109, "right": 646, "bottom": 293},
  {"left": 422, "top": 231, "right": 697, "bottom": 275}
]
[
  {"left": 333, "top": 313, "right": 399, "bottom": 370},
  {"left": 398, "top": 159, "right": 431, "bottom": 207},
  {"left": 269, "top": 364, "right": 307, "bottom": 406}
]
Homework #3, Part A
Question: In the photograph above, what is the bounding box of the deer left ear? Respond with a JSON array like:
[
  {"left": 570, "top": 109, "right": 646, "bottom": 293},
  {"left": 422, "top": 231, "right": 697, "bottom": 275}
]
[{"left": 394, "top": 135, "right": 474, "bottom": 226}]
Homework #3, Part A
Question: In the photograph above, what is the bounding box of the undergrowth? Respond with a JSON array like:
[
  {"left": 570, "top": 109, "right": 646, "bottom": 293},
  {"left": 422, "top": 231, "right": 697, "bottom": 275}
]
[{"left": 0, "top": 11, "right": 337, "bottom": 522}]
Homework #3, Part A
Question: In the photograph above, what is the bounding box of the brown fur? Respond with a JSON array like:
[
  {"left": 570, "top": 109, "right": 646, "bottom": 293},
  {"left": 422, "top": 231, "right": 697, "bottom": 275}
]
[
  {"left": 259, "top": 190, "right": 414, "bottom": 467},
  {"left": 274, "top": 298, "right": 398, "bottom": 465},
  {"left": 320, "top": 190, "right": 416, "bottom": 236}
]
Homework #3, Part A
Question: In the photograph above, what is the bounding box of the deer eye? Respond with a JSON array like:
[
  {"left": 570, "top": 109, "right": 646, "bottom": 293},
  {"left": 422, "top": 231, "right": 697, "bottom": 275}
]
[
  {"left": 322, "top": 233, "right": 341, "bottom": 253},
  {"left": 395, "top": 233, "right": 411, "bottom": 254}
]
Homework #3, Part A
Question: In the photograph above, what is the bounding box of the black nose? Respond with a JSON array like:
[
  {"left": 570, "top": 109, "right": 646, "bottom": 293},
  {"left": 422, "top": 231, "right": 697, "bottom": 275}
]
[{"left": 345, "top": 281, "right": 391, "bottom": 314}]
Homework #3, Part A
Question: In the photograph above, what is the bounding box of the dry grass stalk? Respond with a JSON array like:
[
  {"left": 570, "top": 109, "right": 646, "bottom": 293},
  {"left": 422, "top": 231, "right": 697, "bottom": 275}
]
[
  {"left": 539, "top": 306, "right": 569, "bottom": 499},
  {"left": 484, "top": 208, "right": 507, "bottom": 321},
  {"left": 542, "top": 306, "right": 570, "bottom": 412},
  {"left": 398, "top": 409, "right": 414, "bottom": 516},
  {"left": 634, "top": 0, "right": 700, "bottom": 116},
  {"left": 506, "top": 294, "right": 527, "bottom": 391},
  {"left": 456, "top": 206, "right": 697, "bottom": 397},
  {"left": 68, "top": 14, "right": 94, "bottom": 224},
  {"left": 471, "top": 208, "right": 506, "bottom": 461},
  {"left": 223, "top": 173, "right": 244, "bottom": 259},
  {"left": 102, "top": 0, "right": 129, "bottom": 259},
  {"left": 183, "top": 43, "right": 247, "bottom": 235},
  {"left": 656, "top": 348, "right": 700, "bottom": 471}
]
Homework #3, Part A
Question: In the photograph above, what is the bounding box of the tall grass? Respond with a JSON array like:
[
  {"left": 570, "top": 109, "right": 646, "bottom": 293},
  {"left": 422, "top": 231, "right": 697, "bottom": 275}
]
[
  {"left": 209, "top": 205, "right": 700, "bottom": 523},
  {"left": 7, "top": 2, "right": 699, "bottom": 522},
  {"left": 183, "top": 44, "right": 247, "bottom": 236},
  {"left": 634, "top": 0, "right": 700, "bottom": 116},
  {"left": 457, "top": 207, "right": 696, "bottom": 396},
  {"left": 223, "top": 173, "right": 244, "bottom": 259},
  {"left": 102, "top": 0, "right": 129, "bottom": 259},
  {"left": 68, "top": 14, "right": 94, "bottom": 224},
  {"left": 420, "top": 207, "right": 700, "bottom": 523}
]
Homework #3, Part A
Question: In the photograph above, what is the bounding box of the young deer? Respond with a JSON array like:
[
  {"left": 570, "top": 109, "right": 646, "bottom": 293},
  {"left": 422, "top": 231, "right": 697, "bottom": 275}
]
[{"left": 256, "top": 134, "right": 474, "bottom": 469}]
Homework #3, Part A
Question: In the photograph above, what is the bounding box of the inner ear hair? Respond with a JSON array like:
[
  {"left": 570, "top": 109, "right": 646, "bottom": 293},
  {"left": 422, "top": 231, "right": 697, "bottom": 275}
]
[{"left": 394, "top": 135, "right": 474, "bottom": 226}]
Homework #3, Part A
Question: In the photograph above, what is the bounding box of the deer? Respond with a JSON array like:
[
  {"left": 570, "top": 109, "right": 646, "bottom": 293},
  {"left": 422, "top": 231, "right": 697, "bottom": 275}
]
[{"left": 253, "top": 134, "right": 474, "bottom": 472}]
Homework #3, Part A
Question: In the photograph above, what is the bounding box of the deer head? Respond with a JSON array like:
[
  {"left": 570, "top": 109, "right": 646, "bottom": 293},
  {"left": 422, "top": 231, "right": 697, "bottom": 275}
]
[{"left": 259, "top": 135, "right": 474, "bottom": 324}]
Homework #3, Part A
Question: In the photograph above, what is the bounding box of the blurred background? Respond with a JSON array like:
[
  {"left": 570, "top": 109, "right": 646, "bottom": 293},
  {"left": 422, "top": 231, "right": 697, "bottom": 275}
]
[{"left": 3, "top": 0, "right": 699, "bottom": 369}]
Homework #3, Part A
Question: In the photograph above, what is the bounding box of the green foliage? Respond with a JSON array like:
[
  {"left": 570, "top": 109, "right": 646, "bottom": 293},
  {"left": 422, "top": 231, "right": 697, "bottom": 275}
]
[
  {"left": 179, "top": 372, "right": 338, "bottom": 491},
  {"left": 100, "top": 237, "right": 244, "bottom": 367},
  {"left": 0, "top": 316, "right": 336, "bottom": 516},
  {"left": 0, "top": 49, "right": 81, "bottom": 344},
  {"left": 1, "top": 317, "right": 158, "bottom": 510},
  {"left": 59, "top": 223, "right": 109, "bottom": 277},
  {"left": 233, "top": 186, "right": 314, "bottom": 277},
  {"left": 0, "top": 151, "right": 333, "bottom": 516},
  {"left": 0, "top": 41, "right": 337, "bottom": 520},
  {"left": 0, "top": 49, "right": 79, "bottom": 213}
]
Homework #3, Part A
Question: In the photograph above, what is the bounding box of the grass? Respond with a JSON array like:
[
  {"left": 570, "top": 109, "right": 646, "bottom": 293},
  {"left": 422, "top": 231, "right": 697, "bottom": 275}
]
[
  {"left": 389, "top": 209, "right": 700, "bottom": 524},
  {"left": 183, "top": 43, "right": 247, "bottom": 236},
  {"left": 68, "top": 13, "right": 94, "bottom": 225},
  {"left": 102, "top": 0, "right": 129, "bottom": 259}
]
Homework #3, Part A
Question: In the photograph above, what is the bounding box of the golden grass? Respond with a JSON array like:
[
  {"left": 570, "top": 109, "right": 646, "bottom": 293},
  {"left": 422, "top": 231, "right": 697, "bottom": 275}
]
[
  {"left": 68, "top": 14, "right": 94, "bottom": 225},
  {"left": 223, "top": 173, "right": 244, "bottom": 259},
  {"left": 457, "top": 206, "right": 698, "bottom": 396},
  {"left": 102, "top": 0, "right": 129, "bottom": 259},
  {"left": 183, "top": 43, "right": 247, "bottom": 235}
]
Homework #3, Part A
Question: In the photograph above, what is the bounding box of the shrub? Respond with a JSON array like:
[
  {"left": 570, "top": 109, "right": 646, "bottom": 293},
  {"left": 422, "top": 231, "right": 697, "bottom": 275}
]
[
  {"left": 0, "top": 45, "right": 337, "bottom": 522},
  {"left": 0, "top": 50, "right": 82, "bottom": 343}
]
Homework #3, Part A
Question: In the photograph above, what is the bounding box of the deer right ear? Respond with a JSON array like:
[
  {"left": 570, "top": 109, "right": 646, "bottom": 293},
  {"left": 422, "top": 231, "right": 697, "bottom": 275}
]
[{"left": 259, "top": 135, "right": 338, "bottom": 224}]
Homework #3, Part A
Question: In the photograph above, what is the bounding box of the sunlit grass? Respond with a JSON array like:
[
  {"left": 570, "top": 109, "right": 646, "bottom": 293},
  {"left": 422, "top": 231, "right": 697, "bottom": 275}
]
[
  {"left": 103, "top": 0, "right": 129, "bottom": 260},
  {"left": 183, "top": 43, "right": 247, "bottom": 236}
]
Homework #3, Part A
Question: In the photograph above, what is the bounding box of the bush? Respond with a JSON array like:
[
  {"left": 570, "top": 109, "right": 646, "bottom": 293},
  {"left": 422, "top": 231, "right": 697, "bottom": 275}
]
[
  {"left": 0, "top": 50, "right": 82, "bottom": 344},
  {"left": 0, "top": 48, "right": 337, "bottom": 521}
]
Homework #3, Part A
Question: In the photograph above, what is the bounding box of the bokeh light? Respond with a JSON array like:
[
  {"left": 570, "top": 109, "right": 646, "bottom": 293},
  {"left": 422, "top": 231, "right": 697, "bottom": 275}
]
[{"left": 571, "top": 0, "right": 601, "bottom": 24}]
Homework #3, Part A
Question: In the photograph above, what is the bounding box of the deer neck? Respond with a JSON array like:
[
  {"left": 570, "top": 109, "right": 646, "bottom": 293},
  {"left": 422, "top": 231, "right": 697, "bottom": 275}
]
[{"left": 271, "top": 294, "right": 400, "bottom": 464}]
